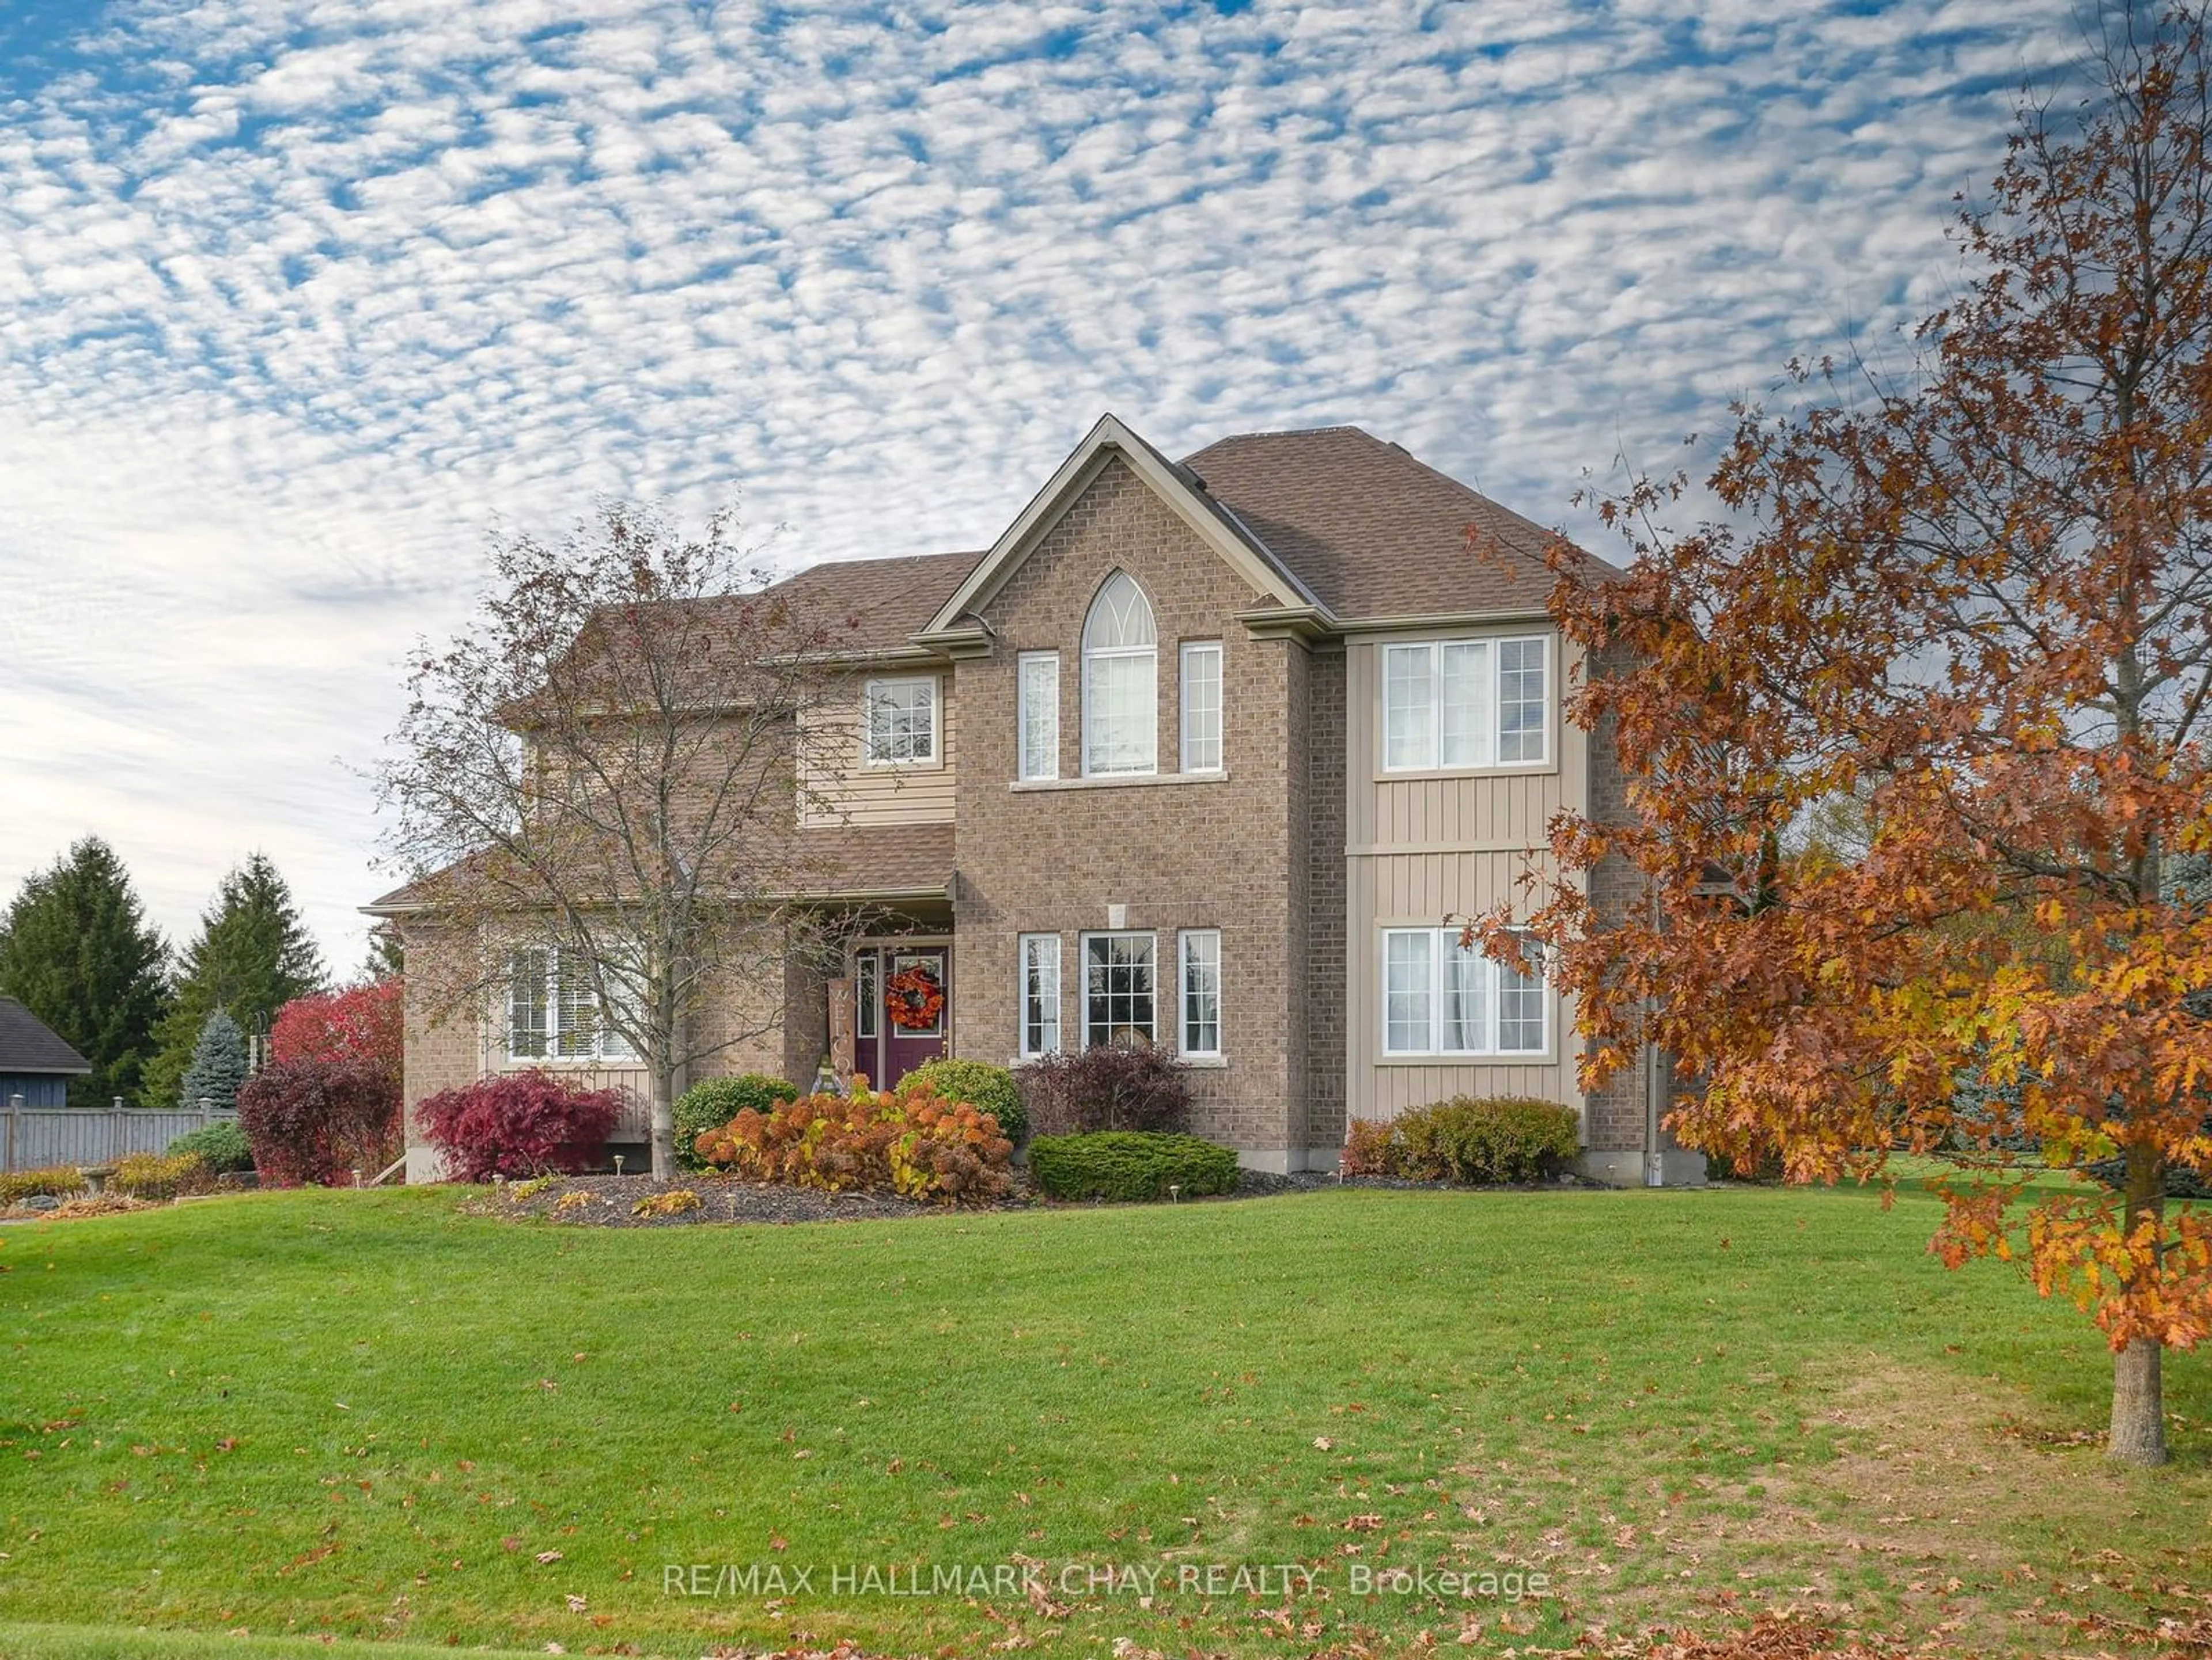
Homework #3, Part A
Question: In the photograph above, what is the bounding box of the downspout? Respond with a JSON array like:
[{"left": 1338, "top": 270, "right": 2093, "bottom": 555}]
[
  {"left": 1643, "top": 881, "right": 1665, "bottom": 1187},
  {"left": 1643, "top": 1016, "right": 1664, "bottom": 1187}
]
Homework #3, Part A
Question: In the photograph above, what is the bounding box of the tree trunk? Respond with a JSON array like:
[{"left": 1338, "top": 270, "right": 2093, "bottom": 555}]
[
  {"left": 2109, "top": 1338, "right": 2167, "bottom": 1466},
  {"left": 650, "top": 1070, "right": 676, "bottom": 1181},
  {"left": 2108, "top": 1140, "right": 2169, "bottom": 1466}
]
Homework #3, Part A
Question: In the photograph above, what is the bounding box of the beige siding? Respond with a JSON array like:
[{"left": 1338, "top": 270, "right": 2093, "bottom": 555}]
[
  {"left": 1342, "top": 629, "right": 1589, "bottom": 1128},
  {"left": 798, "top": 669, "right": 957, "bottom": 828}
]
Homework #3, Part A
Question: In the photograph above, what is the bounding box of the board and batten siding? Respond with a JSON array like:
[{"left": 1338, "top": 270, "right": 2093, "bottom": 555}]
[
  {"left": 1342, "top": 627, "right": 1589, "bottom": 1127},
  {"left": 798, "top": 669, "right": 957, "bottom": 829}
]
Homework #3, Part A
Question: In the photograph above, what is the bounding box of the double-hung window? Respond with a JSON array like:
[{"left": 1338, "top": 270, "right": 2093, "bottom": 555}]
[
  {"left": 1018, "top": 933, "right": 1061, "bottom": 1057},
  {"left": 865, "top": 676, "right": 938, "bottom": 765},
  {"left": 508, "top": 948, "right": 638, "bottom": 1062},
  {"left": 1178, "top": 929, "right": 1221, "bottom": 1058},
  {"left": 1381, "top": 635, "right": 1549, "bottom": 770},
  {"left": 1083, "top": 931, "right": 1156, "bottom": 1047},
  {"left": 1380, "top": 927, "right": 1546, "bottom": 1056},
  {"left": 1082, "top": 573, "right": 1157, "bottom": 775},
  {"left": 1017, "top": 652, "right": 1059, "bottom": 780},
  {"left": 1180, "top": 641, "right": 1223, "bottom": 772}
]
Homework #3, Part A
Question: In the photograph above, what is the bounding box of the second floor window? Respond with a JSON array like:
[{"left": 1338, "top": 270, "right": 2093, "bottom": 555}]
[
  {"left": 1382, "top": 635, "right": 1549, "bottom": 771},
  {"left": 1082, "top": 573, "right": 1157, "bottom": 775},
  {"left": 509, "top": 947, "right": 638, "bottom": 1063},
  {"left": 1180, "top": 640, "right": 1223, "bottom": 772},
  {"left": 865, "top": 676, "right": 938, "bottom": 764},
  {"left": 1018, "top": 651, "right": 1059, "bottom": 780}
]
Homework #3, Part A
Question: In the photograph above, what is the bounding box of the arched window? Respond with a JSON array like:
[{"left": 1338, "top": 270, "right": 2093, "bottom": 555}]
[{"left": 1082, "top": 571, "right": 1157, "bottom": 775}]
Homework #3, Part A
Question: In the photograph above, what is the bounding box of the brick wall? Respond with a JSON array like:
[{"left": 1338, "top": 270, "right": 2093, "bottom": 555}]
[
  {"left": 1302, "top": 640, "right": 1348, "bottom": 1152},
  {"left": 950, "top": 456, "right": 1316, "bottom": 1159}
]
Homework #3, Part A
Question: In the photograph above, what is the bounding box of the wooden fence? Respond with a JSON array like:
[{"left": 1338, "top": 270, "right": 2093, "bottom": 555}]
[{"left": 1, "top": 1096, "right": 236, "bottom": 1173}]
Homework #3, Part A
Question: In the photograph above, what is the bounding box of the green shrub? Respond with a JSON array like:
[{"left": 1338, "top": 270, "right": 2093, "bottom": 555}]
[
  {"left": 0, "top": 1166, "right": 87, "bottom": 1206},
  {"left": 1389, "top": 1096, "right": 1580, "bottom": 1184},
  {"left": 674, "top": 1074, "right": 800, "bottom": 1170},
  {"left": 900, "top": 1058, "right": 1027, "bottom": 1143},
  {"left": 168, "top": 1119, "right": 255, "bottom": 1174},
  {"left": 1028, "top": 1131, "right": 1240, "bottom": 1202}
]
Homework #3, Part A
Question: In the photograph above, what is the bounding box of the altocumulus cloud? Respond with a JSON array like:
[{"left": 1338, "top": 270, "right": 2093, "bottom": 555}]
[{"left": 0, "top": 0, "right": 2078, "bottom": 965}]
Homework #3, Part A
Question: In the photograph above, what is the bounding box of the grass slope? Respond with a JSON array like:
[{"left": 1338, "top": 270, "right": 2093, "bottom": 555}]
[{"left": 0, "top": 1181, "right": 2205, "bottom": 1657}]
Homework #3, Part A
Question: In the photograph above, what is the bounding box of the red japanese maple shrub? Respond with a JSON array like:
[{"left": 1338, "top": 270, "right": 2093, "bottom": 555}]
[
  {"left": 416, "top": 1071, "right": 624, "bottom": 1182},
  {"left": 236, "top": 1058, "right": 402, "bottom": 1187}
]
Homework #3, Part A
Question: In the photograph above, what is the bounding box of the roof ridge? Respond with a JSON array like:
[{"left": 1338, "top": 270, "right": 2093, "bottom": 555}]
[{"left": 1186, "top": 423, "right": 1379, "bottom": 451}]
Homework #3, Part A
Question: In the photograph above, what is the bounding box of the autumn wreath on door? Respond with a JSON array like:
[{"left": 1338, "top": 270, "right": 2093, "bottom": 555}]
[{"left": 885, "top": 962, "right": 945, "bottom": 1030}]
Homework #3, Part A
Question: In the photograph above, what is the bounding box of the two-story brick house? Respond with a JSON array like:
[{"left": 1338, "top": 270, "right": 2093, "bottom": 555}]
[{"left": 373, "top": 414, "right": 1697, "bottom": 1185}]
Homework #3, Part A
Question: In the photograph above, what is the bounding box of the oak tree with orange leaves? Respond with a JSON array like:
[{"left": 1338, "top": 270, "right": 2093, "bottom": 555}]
[{"left": 1490, "top": 6, "right": 2212, "bottom": 1466}]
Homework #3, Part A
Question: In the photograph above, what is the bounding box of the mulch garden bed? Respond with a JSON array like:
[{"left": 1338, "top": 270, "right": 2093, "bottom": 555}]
[{"left": 464, "top": 1165, "right": 1592, "bottom": 1227}]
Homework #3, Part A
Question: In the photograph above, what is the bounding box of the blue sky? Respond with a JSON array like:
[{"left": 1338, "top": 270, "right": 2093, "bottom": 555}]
[{"left": 0, "top": 0, "right": 2078, "bottom": 970}]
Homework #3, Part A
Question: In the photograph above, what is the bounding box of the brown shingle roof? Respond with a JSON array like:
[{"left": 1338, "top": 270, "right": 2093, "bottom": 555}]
[
  {"left": 0, "top": 996, "right": 92, "bottom": 1076},
  {"left": 764, "top": 549, "right": 984, "bottom": 655},
  {"left": 365, "top": 823, "right": 955, "bottom": 916},
  {"left": 785, "top": 823, "right": 955, "bottom": 900},
  {"left": 1179, "top": 426, "right": 1616, "bottom": 620}
]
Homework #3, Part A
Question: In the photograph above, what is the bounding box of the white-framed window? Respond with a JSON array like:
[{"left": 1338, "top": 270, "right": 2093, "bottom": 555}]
[
  {"left": 1018, "top": 651, "right": 1059, "bottom": 781},
  {"left": 1180, "top": 640, "right": 1223, "bottom": 772},
  {"left": 1380, "top": 927, "right": 1546, "bottom": 1056},
  {"left": 1018, "top": 933, "right": 1061, "bottom": 1058},
  {"left": 1082, "top": 931, "right": 1156, "bottom": 1048},
  {"left": 1381, "top": 635, "right": 1549, "bottom": 771},
  {"left": 865, "top": 676, "right": 938, "bottom": 765},
  {"left": 508, "top": 948, "right": 638, "bottom": 1062},
  {"left": 1082, "top": 573, "right": 1157, "bottom": 775},
  {"left": 855, "top": 951, "right": 878, "bottom": 1042},
  {"left": 1178, "top": 929, "right": 1221, "bottom": 1057}
]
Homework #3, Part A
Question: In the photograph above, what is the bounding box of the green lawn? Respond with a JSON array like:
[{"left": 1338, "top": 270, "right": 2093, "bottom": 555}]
[{"left": 0, "top": 1181, "right": 2206, "bottom": 1658}]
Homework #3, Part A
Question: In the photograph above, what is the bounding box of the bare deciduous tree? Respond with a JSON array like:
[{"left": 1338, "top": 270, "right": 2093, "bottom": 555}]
[{"left": 376, "top": 501, "right": 860, "bottom": 1177}]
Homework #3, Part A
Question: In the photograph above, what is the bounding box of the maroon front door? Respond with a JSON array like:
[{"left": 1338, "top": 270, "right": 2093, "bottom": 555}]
[{"left": 860, "top": 946, "right": 949, "bottom": 1085}]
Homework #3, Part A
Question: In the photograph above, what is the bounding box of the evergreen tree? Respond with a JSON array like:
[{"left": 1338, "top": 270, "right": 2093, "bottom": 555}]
[
  {"left": 0, "top": 839, "right": 169, "bottom": 1108},
  {"left": 360, "top": 921, "right": 404, "bottom": 983},
  {"left": 177, "top": 1011, "right": 249, "bottom": 1112},
  {"left": 145, "top": 853, "right": 327, "bottom": 1106}
]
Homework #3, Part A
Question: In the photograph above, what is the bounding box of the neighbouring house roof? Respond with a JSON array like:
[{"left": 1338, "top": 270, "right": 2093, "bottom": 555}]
[
  {"left": 1180, "top": 425, "right": 1618, "bottom": 621},
  {"left": 0, "top": 998, "right": 92, "bottom": 1077}
]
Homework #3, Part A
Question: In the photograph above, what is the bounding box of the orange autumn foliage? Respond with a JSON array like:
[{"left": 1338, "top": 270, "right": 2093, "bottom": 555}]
[
  {"left": 1479, "top": 12, "right": 2212, "bottom": 1464},
  {"left": 692, "top": 1077, "right": 1014, "bottom": 1203}
]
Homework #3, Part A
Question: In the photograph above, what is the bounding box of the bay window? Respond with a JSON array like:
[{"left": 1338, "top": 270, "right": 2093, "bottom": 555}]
[
  {"left": 1380, "top": 927, "right": 1546, "bottom": 1056},
  {"left": 1381, "top": 635, "right": 1549, "bottom": 770},
  {"left": 508, "top": 948, "right": 638, "bottom": 1062}
]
